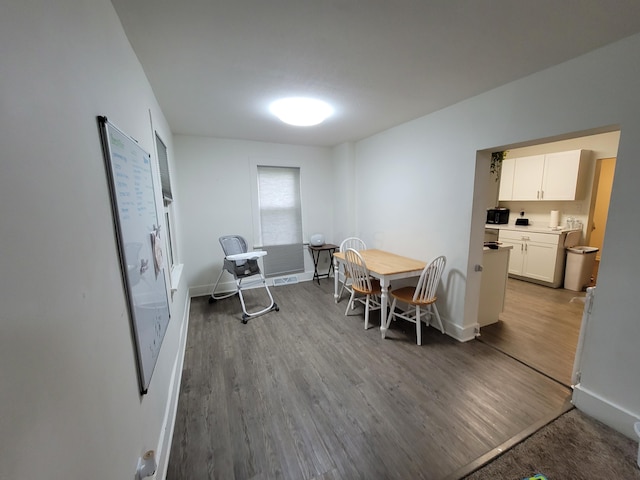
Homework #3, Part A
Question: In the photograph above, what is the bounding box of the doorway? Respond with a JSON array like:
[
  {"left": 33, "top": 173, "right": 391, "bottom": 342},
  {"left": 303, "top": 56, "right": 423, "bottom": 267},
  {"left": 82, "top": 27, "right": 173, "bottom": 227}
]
[
  {"left": 479, "top": 278, "right": 584, "bottom": 386},
  {"left": 474, "top": 131, "right": 619, "bottom": 386},
  {"left": 586, "top": 157, "right": 616, "bottom": 284}
]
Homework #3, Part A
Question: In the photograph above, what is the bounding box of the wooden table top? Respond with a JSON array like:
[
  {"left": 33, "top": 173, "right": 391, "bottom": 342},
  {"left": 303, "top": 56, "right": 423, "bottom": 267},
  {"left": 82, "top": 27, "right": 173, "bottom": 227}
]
[{"left": 333, "top": 249, "right": 426, "bottom": 275}]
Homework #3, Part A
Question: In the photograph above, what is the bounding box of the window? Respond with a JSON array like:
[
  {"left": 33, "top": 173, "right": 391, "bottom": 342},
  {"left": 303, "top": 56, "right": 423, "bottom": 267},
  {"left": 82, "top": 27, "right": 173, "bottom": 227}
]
[
  {"left": 155, "top": 132, "right": 181, "bottom": 291},
  {"left": 156, "top": 133, "right": 173, "bottom": 203},
  {"left": 256, "top": 165, "right": 304, "bottom": 277}
]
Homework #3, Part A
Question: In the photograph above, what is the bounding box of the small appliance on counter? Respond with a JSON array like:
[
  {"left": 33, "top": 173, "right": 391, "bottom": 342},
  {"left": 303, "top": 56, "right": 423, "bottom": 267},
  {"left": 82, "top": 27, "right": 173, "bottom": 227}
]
[
  {"left": 486, "top": 207, "right": 509, "bottom": 224},
  {"left": 515, "top": 210, "right": 529, "bottom": 226}
]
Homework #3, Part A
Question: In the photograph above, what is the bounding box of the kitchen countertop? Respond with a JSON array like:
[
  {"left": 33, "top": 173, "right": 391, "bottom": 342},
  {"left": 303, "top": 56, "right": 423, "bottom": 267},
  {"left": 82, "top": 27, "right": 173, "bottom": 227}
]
[
  {"left": 485, "top": 224, "right": 582, "bottom": 235},
  {"left": 483, "top": 244, "right": 513, "bottom": 253}
]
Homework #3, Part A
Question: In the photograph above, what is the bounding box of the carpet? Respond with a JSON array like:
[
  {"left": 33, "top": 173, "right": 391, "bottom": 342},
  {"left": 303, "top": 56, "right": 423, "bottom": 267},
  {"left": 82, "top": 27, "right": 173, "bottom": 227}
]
[{"left": 463, "top": 408, "right": 639, "bottom": 480}]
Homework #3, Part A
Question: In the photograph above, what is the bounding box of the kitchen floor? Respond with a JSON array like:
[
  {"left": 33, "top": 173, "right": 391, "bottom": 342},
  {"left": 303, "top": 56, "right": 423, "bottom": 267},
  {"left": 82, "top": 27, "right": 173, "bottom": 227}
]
[{"left": 478, "top": 278, "right": 586, "bottom": 387}]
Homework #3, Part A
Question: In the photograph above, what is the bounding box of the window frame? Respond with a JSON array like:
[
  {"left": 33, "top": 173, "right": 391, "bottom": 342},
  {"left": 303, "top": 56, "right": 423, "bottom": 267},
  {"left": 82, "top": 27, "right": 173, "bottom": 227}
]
[
  {"left": 154, "top": 131, "right": 181, "bottom": 292},
  {"left": 249, "top": 157, "right": 306, "bottom": 248},
  {"left": 249, "top": 158, "right": 306, "bottom": 278}
]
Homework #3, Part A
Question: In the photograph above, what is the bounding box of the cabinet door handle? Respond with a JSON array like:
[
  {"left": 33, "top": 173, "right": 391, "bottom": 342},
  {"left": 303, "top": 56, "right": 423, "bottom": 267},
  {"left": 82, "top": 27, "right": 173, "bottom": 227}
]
[
  {"left": 525, "top": 243, "right": 528, "bottom": 252},
  {"left": 521, "top": 244, "right": 524, "bottom": 252},
  {"left": 537, "top": 190, "right": 540, "bottom": 199},
  {"left": 540, "top": 190, "right": 544, "bottom": 199}
]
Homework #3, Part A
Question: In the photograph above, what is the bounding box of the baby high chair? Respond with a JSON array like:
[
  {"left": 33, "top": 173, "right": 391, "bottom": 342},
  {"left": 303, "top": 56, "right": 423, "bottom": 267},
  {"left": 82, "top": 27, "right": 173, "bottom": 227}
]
[{"left": 209, "top": 235, "right": 278, "bottom": 323}]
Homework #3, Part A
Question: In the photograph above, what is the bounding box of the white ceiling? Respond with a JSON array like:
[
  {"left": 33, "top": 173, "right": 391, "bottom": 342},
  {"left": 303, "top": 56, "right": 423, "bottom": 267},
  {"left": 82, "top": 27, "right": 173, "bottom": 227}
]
[{"left": 111, "top": 1, "right": 640, "bottom": 147}]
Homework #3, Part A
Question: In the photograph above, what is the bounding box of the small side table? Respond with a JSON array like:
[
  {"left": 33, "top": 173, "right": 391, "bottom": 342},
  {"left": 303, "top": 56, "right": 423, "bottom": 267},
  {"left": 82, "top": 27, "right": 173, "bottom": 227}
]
[{"left": 308, "top": 244, "right": 338, "bottom": 284}]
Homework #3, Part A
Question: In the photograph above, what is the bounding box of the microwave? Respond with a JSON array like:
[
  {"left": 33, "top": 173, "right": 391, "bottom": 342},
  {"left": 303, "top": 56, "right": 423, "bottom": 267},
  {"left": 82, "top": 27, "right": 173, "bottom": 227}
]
[{"left": 487, "top": 208, "right": 510, "bottom": 224}]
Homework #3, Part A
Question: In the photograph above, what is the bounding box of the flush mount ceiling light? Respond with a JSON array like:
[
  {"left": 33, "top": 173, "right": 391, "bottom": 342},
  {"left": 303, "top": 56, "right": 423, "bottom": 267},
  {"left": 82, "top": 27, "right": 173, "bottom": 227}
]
[{"left": 269, "top": 97, "right": 334, "bottom": 126}]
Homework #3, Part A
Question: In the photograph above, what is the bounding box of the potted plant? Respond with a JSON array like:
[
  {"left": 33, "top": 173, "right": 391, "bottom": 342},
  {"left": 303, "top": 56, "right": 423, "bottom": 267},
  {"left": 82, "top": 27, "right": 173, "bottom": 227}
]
[{"left": 490, "top": 150, "right": 508, "bottom": 181}]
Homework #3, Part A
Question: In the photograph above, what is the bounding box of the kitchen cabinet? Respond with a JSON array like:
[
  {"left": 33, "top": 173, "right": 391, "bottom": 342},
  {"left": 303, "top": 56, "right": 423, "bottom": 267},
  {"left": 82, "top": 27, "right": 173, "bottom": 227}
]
[
  {"left": 499, "top": 150, "right": 588, "bottom": 201},
  {"left": 498, "top": 229, "right": 567, "bottom": 287},
  {"left": 511, "top": 154, "right": 545, "bottom": 200},
  {"left": 498, "top": 157, "right": 515, "bottom": 201}
]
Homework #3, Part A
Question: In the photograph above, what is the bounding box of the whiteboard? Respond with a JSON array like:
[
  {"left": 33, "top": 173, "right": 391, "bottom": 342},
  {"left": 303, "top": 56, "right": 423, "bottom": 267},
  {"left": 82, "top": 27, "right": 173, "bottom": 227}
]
[{"left": 98, "top": 116, "right": 170, "bottom": 394}]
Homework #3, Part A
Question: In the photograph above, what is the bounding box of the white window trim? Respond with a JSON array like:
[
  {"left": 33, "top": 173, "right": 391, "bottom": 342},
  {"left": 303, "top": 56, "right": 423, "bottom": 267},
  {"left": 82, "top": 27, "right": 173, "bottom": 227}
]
[{"left": 154, "top": 130, "right": 183, "bottom": 294}]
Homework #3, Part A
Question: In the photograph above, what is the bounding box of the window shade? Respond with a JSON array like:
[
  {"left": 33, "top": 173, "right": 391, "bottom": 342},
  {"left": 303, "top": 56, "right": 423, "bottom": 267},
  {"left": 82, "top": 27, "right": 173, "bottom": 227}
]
[{"left": 257, "top": 166, "right": 302, "bottom": 245}]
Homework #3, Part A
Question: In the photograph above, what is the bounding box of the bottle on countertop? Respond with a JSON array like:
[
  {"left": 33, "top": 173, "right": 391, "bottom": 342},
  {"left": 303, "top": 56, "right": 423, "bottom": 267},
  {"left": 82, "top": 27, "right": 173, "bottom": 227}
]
[{"left": 566, "top": 216, "right": 581, "bottom": 229}]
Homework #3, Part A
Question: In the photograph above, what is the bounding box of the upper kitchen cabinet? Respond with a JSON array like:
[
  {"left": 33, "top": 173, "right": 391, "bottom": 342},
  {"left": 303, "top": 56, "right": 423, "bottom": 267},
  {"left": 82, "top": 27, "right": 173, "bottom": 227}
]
[
  {"left": 498, "top": 156, "right": 516, "bottom": 201},
  {"left": 511, "top": 154, "right": 546, "bottom": 200},
  {"left": 499, "top": 149, "right": 590, "bottom": 201}
]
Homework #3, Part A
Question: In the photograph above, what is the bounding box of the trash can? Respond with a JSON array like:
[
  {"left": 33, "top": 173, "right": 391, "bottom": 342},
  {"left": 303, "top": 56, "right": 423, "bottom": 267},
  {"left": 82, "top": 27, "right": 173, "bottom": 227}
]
[{"left": 564, "top": 246, "right": 598, "bottom": 291}]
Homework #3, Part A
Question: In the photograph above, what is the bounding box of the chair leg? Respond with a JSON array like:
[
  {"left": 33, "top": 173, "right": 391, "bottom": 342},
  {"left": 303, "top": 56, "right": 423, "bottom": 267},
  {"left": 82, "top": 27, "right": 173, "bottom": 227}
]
[
  {"left": 345, "top": 290, "right": 356, "bottom": 316},
  {"left": 364, "top": 295, "right": 370, "bottom": 330},
  {"left": 338, "top": 267, "right": 351, "bottom": 302},
  {"left": 210, "top": 269, "right": 237, "bottom": 300},
  {"left": 237, "top": 282, "right": 249, "bottom": 316},
  {"left": 388, "top": 298, "right": 398, "bottom": 325},
  {"left": 431, "top": 304, "right": 445, "bottom": 334},
  {"left": 415, "top": 305, "right": 421, "bottom": 345},
  {"left": 338, "top": 276, "right": 351, "bottom": 301}
]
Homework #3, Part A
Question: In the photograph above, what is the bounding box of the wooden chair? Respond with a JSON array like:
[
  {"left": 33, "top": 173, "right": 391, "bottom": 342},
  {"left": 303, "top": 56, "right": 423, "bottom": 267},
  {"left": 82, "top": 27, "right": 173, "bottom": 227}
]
[
  {"left": 388, "top": 255, "right": 446, "bottom": 345},
  {"left": 338, "top": 237, "right": 367, "bottom": 301},
  {"left": 344, "top": 248, "right": 381, "bottom": 330}
]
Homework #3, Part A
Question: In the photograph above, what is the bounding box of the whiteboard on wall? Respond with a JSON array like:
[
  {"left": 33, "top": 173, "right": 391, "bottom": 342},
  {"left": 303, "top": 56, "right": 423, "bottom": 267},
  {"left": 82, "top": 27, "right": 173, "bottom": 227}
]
[{"left": 98, "top": 116, "right": 170, "bottom": 394}]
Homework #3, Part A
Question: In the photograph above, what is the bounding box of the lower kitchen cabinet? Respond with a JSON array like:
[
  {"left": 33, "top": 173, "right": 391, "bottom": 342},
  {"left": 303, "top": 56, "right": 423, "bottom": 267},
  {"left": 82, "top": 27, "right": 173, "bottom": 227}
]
[{"left": 498, "top": 229, "right": 567, "bottom": 287}]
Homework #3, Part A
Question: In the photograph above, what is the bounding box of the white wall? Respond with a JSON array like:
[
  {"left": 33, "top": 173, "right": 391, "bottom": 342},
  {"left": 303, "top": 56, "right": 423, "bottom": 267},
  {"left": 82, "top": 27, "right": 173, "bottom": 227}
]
[
  {"left": 0, "top": 1, "right": 189, "bottom": 479},
  {"left": 331, "top": 142, "right": 358, "bottom": 242},
  {"left": 173, "top": 136, "right": 334, "bottom": 296},
  {"left": 347, "top": 34, "right": 640, "bottom": 438},
  {"left": 352, "top": 113, "right": 481, "bottom": 338}
]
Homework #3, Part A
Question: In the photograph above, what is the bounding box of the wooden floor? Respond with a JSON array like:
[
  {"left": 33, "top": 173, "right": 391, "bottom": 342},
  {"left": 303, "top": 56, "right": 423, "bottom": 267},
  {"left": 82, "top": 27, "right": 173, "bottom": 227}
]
[
  {"left": 167, "top": 279, "right": 572, "bottom": 479},
  {"left": 478, "top": 278, "right": 586, "bottom": 387}
]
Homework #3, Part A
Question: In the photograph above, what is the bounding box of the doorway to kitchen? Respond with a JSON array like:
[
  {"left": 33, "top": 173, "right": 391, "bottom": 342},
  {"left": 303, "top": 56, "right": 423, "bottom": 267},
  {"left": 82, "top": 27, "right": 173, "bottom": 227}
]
[{"left": 475, "top": 129, "right": 619, "bottom": 387}]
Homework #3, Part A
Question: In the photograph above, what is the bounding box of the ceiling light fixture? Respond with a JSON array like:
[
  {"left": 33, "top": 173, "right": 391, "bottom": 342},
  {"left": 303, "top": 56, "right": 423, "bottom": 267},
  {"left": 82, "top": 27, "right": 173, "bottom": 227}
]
[{"left": 269, "top": 97, "right": 334, "bottom": 126}]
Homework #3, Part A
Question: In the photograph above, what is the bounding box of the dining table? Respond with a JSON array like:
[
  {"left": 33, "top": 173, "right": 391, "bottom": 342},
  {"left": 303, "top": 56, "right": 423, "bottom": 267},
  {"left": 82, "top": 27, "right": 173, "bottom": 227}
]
[{"left": 332, "top": 249, "right": 426, "bottom": 338}]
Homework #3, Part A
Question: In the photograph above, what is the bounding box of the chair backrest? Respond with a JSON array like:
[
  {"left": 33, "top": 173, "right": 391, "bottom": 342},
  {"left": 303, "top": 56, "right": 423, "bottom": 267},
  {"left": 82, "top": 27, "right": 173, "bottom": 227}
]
[
  {"left": 219, "top": 235, "right": 248, "bottom": 256},
  {"left": 340, "top": 237, "right": 366, "bottom": 252},
  {"left": 219, "top": 235, "right": 260, "bottom": 277},
  {"left": 413, "top": 255, "right": 446, "bottom": 303},
  {"left": 344, "top": 248, "right": 375, "bottom": 294}
]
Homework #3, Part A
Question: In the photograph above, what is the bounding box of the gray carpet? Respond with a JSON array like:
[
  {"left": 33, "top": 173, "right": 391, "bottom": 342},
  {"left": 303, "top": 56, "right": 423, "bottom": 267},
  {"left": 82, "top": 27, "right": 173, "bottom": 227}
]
[{"left": 464, "top": 409, "right": 639, "bottom": 480}]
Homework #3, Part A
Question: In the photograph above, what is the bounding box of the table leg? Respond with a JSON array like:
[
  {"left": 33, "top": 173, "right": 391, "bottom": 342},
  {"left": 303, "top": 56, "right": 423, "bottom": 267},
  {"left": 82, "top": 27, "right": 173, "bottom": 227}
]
[
  {"left": 380, "top": 277, "right": 389, "bottom": 338},
  {"left": 311, "top": 250, "right": 320, "bottom": 284},
  {"left": 333, "top": 256, "right": 339, "bottom": 303},
  {"left": 328, "top": 249, "right": 336, "bottom": 278}
]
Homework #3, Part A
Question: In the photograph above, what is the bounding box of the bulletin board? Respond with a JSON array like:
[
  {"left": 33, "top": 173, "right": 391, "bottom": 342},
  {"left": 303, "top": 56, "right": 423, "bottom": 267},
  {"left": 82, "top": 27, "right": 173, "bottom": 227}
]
[{"left": 98, "top": 116, "right": 170, "bottom": 394}]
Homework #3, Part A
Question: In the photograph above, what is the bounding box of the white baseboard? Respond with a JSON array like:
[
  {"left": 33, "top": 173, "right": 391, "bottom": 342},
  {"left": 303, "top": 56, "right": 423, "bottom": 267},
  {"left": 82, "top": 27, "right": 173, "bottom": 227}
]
[
  {"left": 572, "top": 383, "right": 640, "bottom": 440},
  {"left": 444, "top": 320, "right": 478, "bottom": 343},
  {"left": 190, "top": 271, "right": 319, "bottom": 298},
  {"left": 156, "top": 296, "right": 191, "bottom": 480}
]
